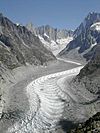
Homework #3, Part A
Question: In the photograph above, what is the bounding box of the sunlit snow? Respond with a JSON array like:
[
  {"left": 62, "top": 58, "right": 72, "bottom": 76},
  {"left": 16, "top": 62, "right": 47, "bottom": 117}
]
[{"left": 91, "top": 22, "right": 100, "bottom": 31}]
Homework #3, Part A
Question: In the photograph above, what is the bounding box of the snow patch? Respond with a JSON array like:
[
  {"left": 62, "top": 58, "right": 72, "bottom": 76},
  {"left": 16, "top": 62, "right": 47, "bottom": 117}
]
[
  {"left": 76, "top": 47, "right": 80, "bottom": 50},
  {"left": 56, "top": 37, "right": 73, "bottom": 45},
  {"left": 16, "top": 23, "right": 20, "bottom": 26},
  {"left": 50, "top": 40, "right": 57, "bottom": 47},
  {"left": 44, "top": 33, "right": 49, "bottom": 38},
  {"left": 38, "top": 35, "right": 58, "bottom": 51},
  {"left": 91, "top": 22, "right": 100, "bottom": 31},
  {"left": 38, "top": 35, "right": 73, "bottom": 55},
  {"left": 38, "top": 35, "right": 49, "bottom": 45},
  {"left": 91, "top": 42, "right": 97, "bottom": 48},
  {"left": 38, "top": 35, "right": 51, "bottom": 49}
]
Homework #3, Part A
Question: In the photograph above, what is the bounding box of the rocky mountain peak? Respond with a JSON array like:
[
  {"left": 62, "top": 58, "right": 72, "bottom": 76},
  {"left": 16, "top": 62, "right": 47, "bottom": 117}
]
[
  {"left": 26, "top": 22, "right": 36, "bottom": 34},
  {"left": 26, "top": 23, "right": 73, "bottom": 55},
  {"left": 26, "top": 23, "right": 73, "bottom": 41},
  {"left": 84, "top": 12, "right": 100, "bottom": 27},
  {"left": 74, "top": 12, "right": 100, "bottom": 37},
  {"left": 59, "top": 12, "right": 100, "bottom": 63}
]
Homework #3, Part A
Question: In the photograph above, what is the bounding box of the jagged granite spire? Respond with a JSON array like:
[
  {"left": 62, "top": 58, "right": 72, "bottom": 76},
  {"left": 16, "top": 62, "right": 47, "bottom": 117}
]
[
  {"left": 59, "top": 12, "right": 100, "bottom": 63},
  {"left": 74, "top": 12, "right": 100, "bottom": 37}
]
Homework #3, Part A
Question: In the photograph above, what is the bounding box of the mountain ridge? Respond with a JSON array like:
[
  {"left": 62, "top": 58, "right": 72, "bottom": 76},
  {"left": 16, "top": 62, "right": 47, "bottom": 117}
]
[
  {"left": 26, "top": 23, "right": 73, "bottom": 55},
  {"left": 0, "top": 13, "right": 56, "bottom": 70},
  {"left": 59, "top": 12, "right": 100, "bottom": 62}
]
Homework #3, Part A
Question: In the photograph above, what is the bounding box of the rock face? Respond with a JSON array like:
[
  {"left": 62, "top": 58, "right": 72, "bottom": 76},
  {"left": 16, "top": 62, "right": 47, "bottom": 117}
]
[
  {"left": 74, "top": 45, "right": 100, "bottom": 95},
  {"left": 66, "top": 45, "right": 100, "bottom": 133},
  {"left": 35, "top": 25, "right": 73, "bottom": 41},
  {"left": 68, "top": 112, "right": 100, "bottom": 133},
  {"left": 26, "top": 24, "right": 73, "bottom": 55},
  {"left": 69, "top": 43, "right": 100, "bottom": 103},
  {"left": 59, "top": 12, "right": 100, "bottom": 62},
  {"left": 0, "top": 13, "right": 55, "bottom": 70},
  {"left": 68, "top": 44, "right": 100, "bottom": 122},
  {"left": 36, "top": 25, "right": 57, "bottom": 41}
]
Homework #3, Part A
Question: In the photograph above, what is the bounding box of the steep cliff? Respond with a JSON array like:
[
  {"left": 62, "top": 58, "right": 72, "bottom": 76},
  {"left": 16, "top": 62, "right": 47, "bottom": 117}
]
[
  {"left": 26, "top": 24, "right": 73, "bottom": 55},
  {"left": 0, "top": 13, "right": 55, "bottom": 70},
  {"left": 59, "top": 12, "right": 100, "bottom": 63}
]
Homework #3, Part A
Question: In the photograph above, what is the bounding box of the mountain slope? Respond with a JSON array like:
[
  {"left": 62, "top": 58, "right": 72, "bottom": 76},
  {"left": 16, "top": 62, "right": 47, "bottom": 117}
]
[
  {"left": 66, "top": 44, "right": 100, "bottom": 133},
  {"left": 0, "top": 13, "right": 55, "bottom": 70},
  {"left": 74, "top": 44, "right": 100, "bottom": 94},
  {"left": 59, "top": 12, "right": 100, "bottom": 62}
]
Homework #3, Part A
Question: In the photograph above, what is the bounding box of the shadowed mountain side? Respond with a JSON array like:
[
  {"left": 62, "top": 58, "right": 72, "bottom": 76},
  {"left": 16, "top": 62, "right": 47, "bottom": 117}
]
[
  {"left": 58, "top": 119, "right": 78, "bottom": 132},
  {"left": 73, "top": 45, "right": 100, "bottom": 94},
  {"left": 67, "top": 112, "right": 100, "bottom": 133},
  {"left": 0, "top": 13, "right": 56, "bottom": 70},
  {"left": 61, "top": 45, "right": 100, "bottom": 133}
]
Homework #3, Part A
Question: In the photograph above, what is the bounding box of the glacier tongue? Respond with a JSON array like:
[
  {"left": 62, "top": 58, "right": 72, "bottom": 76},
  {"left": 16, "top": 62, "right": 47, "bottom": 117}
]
[{"left": 7, "top": 66, "right": 98, "bottom": 133}]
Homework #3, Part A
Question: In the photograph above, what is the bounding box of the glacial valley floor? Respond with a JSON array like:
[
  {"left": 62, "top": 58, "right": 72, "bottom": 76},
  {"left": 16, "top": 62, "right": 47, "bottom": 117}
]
[{"left": 0, "top": 59, "right": 99, "bottom": 133}]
